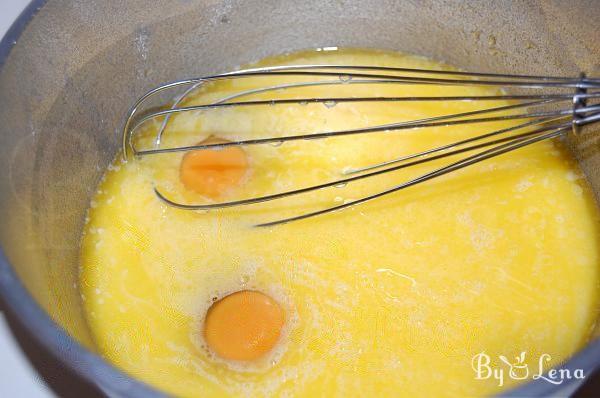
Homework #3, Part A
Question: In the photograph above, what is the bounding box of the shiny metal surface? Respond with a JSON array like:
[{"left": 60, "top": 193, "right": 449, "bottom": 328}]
[
  {"left": 0, "top": 0, "right": 599, "bottom": 396},
  {"left": 124, "top": 67, "right": 600, "bottom": 226}
]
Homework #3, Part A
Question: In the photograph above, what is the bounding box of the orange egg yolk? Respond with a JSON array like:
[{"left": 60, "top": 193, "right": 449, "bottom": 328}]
[
  {"left": 203, "top": 290, "right": 285, "bottom": 361},
  {"left": 179, "top": 137, "right": 248, "bottom": 198}
]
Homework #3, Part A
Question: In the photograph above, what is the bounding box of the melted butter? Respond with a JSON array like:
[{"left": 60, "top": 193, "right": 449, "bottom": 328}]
[{"left": 80, "top": 48, "right": 600, "bottom": 397}]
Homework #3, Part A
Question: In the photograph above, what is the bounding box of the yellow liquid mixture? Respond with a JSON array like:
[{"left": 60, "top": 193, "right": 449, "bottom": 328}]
[{"left": 80, "top": 49, "right": 600, "bottom": 397}]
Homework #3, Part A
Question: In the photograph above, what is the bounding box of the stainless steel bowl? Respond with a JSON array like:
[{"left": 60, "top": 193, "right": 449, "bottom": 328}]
[{"left": 0, "top": 1, "right": 599, "bottom": 396}]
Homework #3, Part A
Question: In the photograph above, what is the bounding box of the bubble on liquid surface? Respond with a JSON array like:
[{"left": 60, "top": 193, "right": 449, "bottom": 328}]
[
  {"left": 339, "top": 74, "right": 352, "bottom": 83},
  {"left": 323, "top": 100, "right": 337, "bottom": 108},
  {"left": 269, "top": 140, "right": 284, "bottom": 147}
]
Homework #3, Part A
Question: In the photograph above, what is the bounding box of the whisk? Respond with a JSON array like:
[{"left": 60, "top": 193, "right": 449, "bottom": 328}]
[{"left": 122, "top": 65, "right": 600, "bottom": 227}]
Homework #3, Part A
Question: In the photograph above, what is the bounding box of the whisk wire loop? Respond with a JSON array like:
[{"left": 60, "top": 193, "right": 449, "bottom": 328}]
[{"left": 121, "top": 66, "right": 600, "bottom": 226}]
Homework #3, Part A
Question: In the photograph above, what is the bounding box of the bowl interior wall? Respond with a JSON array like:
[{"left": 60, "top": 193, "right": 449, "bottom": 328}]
[{"left": 0, "top": 0, "right": 599, "bottom": 350}]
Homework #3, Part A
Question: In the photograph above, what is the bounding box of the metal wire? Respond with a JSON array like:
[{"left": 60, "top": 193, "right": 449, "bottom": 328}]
[{"left": 121, "top": 66, "right": 600, "bottom": 226}]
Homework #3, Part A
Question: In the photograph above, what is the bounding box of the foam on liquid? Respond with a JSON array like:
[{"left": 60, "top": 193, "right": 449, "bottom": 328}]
[{"left": 80, "top": 48, "right": 600, "bottom": 397}]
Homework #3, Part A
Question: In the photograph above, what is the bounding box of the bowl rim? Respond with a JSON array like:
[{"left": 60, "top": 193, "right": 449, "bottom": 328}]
[
  {"left": 0, "top": 1, "right": 598, "bottom": 397},
  {"left": 0, "top": 1, "right": 163, "bottom": 397}
]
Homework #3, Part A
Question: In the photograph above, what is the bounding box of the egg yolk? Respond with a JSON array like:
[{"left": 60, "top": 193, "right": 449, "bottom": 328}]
[
  {"left": 179, "top": 137, "right": 248, "bottom": 198},
  {"left": 203, "top": 290, "right": 285, "bottom": 361}
]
